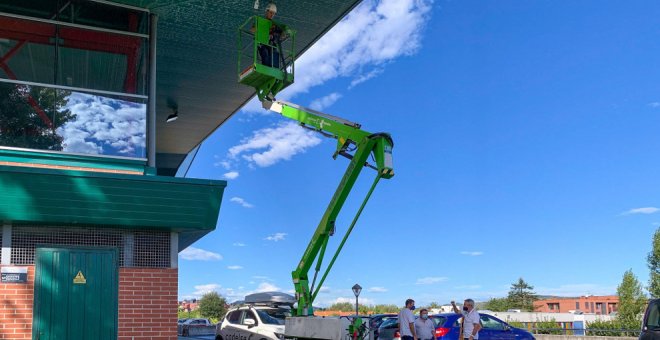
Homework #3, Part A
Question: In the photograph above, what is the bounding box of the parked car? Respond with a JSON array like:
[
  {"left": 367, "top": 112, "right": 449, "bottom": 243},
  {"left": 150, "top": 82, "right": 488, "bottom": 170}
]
[
  {"left": 370, "top": 314, "right": 397, "bottom": 339},
  {"left": 180, "top": 318, "right": 214, "bottom": 337},
  {"left": 377, "top": 317, "right": 401, "bottom": 340},
  {"left": 216, "top": 292, "right": 294, "bottom": 340},
  {"left": 641, "top": 299, "right": 660, "bottom": 340},
  {"left": 377, "top": 313, "right": 535, "bottom": 340}
]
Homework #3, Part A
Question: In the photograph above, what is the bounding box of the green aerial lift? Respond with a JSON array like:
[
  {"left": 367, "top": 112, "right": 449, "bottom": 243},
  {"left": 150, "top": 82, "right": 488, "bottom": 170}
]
[{"left": 238, "top": 14, "right": 394, "bottom": 338}]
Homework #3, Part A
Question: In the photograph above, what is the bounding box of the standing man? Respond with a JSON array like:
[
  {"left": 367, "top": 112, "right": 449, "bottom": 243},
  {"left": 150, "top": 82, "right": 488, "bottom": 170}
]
[
  {"left": 414, "top": 308, "right": 437, "bottom": 340},
  {"left": 451, "top": 299, "right": 481, "bottom": 340},
  {"left": 257, "top": 3, "right": 284, "bottom": 68},
  {"left": 399, "top": 298, "right": 418, "bottom": 340}
]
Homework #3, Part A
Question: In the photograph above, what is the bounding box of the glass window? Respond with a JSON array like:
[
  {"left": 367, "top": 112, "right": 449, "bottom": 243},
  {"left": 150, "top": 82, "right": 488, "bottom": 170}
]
[
  {"left": 0, "top": 15, "right": 148, "bottom": 95},
  {"left": 0, "top": 1, "right": 149, "bottom": 34},
  {"left": 0, "top": 82, "right": 146, "bottom": 158},
  {"left": 257, "top": 309, "right": 285, "bottom": 325},
  {"left": 431, "top": 316, "right": 446, "bottom": 327},
  {"left": 228, "top": 311, "right": 242, "bottom": 324},
  {"left": 576, "top": 302, "right": 580, "bottom": 309},
  {"left": 243, "top": 311, "right": 257, "bottom": 325},
  {"left": 645, "top": 301, "right": 660, "bottom": 329},
  {"left": 480, "top": 315, "right": 504, "bottom": 330}
]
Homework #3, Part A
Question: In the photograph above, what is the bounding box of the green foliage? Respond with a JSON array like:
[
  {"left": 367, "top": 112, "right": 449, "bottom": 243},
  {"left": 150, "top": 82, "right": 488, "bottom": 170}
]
[
  {"left": 507, "top": 278, "right": 537, "bottom": 311},
  {"left": 483, "top": 297, "right": 512, "bottom": 312},
  {"left": 371, "top": 304, "right": 399, "bottom": 314},
  {"left": 0, "top": 84, "right": 74, "bottom": 150},
  {"left": 427, "top": 302, "right": 441, "bottom": 309},
  {"left": 587, "top": 319, "right": 641, "bottom": 337},
  {"left": 178, "top": 309, "right": 202, "bottom": 320},
  {"left": 328, "top": 302, "right": 357, "bottom": 312},
  {"left": 616, "top": 269, "right": 647, "bottom": 327},
  {"left": 198, "top": 292, "right": 228, "bottom": 322},
  {"left": 533, "top": 318, "right": 562, "bottom": 335},
  {"left": 648, "top": 228, "right": 660, "bottom": 298}
]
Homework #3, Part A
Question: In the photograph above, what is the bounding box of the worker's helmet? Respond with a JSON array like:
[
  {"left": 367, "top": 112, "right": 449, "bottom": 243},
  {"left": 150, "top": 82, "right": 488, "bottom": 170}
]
[{"left": 266, "top": 2, "right": 277, "bottom": 14}]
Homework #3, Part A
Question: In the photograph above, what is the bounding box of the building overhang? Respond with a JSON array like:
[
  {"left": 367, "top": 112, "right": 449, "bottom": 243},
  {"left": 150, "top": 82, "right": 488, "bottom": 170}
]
[{"left": 0, "top": 164, "right": 226, "bottom": 250}]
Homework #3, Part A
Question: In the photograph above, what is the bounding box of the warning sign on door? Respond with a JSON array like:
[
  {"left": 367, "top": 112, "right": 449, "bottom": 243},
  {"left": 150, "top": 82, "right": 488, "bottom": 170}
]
[{"left": 73, "top": 271, "right": 86, "bottom": 284}]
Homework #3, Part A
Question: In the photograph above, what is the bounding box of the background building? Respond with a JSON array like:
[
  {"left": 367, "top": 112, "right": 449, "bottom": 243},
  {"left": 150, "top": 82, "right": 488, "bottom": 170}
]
[{"left": 533, "top": 296, "right": 619, "bottom": 314}]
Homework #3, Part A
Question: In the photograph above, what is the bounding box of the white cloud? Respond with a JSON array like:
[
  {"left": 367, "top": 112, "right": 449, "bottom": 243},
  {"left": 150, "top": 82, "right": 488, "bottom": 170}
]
[
  {"left": 214, "top": 157, "right": 232, "bottom": 170},
  {"left": 256, "top": 282, "right": 281, "bottom": 292},
  {"left": 191, "top": 283, "right": 222, "bottom": 296},
  {"left": 227, "top": 265, "right": 243, "bottom": 270},
  {"left": 460, "top": 251, "right": 484, "bottom": 256},
  {"left": 230, "top": 196, "right": 254, "bottom": 208},
  {"left": 283, "top": 0, "right": 433, "bottom": 98},
  {"left": 233, "top": 242, "right": 246, "bottom": 247},
  {"left": 309, "top": 92, "right": 342, "bottom": 111},
  {"left": 223, "top": 171, "right": 240, "bottom": 179},
  {"left": 179, "top": 247, "right": 223, "bottom": 261},
  {"left": 227, "top": 122, "right": 322, "bottom": 168},
  {"left": 252, "top": 276, "right": 272, "bottom": 281},
  {"left": 649, "top": 102, "right": 660, "bottom": 108},
  {"left": 265, "top": 233, "right": 287, "bottom": 241},
  {"left": 348, "top": 68, "right": 384, "bottom": 89},
  {"left": 622, "top": 207, "right": 659, "bottom": 215},
  {"left": 367, "top": 286, "right": 388, "bottom": 293},
  {"left": 416, "top": 277, "right": 448, "bottom": 285}
]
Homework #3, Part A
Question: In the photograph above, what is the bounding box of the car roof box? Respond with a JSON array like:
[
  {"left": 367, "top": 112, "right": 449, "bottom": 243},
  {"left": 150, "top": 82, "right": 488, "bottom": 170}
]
[{"left": 245, "top": 292, "right": 296, "bottom": 307}]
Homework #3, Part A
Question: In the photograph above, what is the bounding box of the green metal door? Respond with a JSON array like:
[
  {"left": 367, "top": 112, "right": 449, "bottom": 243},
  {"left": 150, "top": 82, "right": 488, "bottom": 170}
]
[{"left": 33, "top": 247, "right": 118, "bottom": 340}]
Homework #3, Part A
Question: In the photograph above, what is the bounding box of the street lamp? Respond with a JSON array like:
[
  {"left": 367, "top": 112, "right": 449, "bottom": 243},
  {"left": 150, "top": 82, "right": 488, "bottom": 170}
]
[{"left": 352, "top": 283, "right": 362, "bottom": 316}]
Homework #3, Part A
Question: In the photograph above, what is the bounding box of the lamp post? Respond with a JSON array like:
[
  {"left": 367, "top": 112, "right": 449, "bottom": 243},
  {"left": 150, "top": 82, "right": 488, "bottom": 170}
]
[{"left": 352, "top": 283, "right": 362, "bottom": 316}]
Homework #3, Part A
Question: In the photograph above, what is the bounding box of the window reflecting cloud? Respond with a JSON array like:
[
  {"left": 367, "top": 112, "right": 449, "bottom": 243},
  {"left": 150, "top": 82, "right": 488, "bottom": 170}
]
[{"left": 59, "top": 92, "right": 146, "bottom": 158}]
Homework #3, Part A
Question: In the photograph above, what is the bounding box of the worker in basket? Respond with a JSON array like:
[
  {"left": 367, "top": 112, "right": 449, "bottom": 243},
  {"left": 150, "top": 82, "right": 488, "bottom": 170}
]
[{"left": 258, "top": 3, "right": 286, "bottom": 68}]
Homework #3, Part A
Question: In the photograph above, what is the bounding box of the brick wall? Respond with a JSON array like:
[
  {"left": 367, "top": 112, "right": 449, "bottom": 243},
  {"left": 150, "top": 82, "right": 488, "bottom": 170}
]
[
  {"left": 0, "top": 266, "right": 178, "bottom": 340},
  {"left": 0, "top": 265, "right": 34, "bottom": 340},
  {"left": 119, "top": 268, "right": 178, "bottom": 340}
]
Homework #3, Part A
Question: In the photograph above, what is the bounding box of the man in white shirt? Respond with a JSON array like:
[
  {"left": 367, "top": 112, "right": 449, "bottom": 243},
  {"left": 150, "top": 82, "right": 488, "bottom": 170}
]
[
  {"left": 399, "top": 298, "right": 418, "bottom": 340},
  {"left": 414, "top": 308, "right": 437, "bottom": 340},
  {"left": 451, "top": 299, "right": 481, "bottom": 340}
]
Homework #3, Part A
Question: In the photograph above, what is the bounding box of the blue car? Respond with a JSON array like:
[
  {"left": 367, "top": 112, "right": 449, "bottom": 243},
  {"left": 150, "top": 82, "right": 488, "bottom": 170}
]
[{"left": 433, "top": 313, "right": 535, "bottom": 340}]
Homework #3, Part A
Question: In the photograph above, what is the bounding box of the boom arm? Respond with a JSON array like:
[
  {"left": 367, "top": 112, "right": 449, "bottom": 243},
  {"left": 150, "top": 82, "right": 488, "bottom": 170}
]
[{"left": 263, "top": 100, "right": 394, "bottom": 316}]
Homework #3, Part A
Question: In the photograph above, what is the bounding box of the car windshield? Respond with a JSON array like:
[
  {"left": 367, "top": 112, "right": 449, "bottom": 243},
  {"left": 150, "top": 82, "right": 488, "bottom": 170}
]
[
  {"left": 431, "top": 316, "right": 447, "bottom": 327},
  {"left": 257, "top": 309, "right": 287, "bottom": 325},
  {"left": 646, "top": 301, "right": 660, "bottom": 329},
  {"left": 380, "top": 318, "right": 399, "bottom": 329}
]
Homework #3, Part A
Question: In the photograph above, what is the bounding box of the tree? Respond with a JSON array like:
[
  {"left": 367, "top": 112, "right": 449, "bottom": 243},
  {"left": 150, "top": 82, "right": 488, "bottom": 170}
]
[
  {"left": 482, "top": 297, "right": 511, "bottom": 312},
  {"left": 328, "top": 302, "right": 355, "bottom": 312},
  {"left": 507, "top": 277, "right": 537, "bottom": 311},
  {"left": 427, "top": 302, "right": 441, "bottom": 309},
  {"left": 0, "top": 84, "right": 74, "bottom": 151},
  {"left": 648, "top": 228, "right": 660, "bottom": 298},
  {"left": 616, "top": 269, "right": 647, "bottom": 329},
  {"left": 198, "top": 292, "right": 228, "bottom": 321}
]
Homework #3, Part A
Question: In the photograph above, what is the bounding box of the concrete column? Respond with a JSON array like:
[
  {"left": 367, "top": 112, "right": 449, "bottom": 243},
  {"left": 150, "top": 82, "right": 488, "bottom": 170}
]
[
  {"left": 170, "top": 232, "right": 178, "bottom": 268},
  {"left": 147, "top": 14, "right": 158, "bottom": 168},
  {"left": 2, "top": 223, "right": 11, "bottom": 265},
  {"left": 123, "top": 232, "right": 134, "bottom": 267}
]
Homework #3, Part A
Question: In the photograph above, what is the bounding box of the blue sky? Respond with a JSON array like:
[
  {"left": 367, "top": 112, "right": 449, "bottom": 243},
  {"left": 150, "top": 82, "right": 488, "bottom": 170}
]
[{"left": 176, "top": 0, "right": 660, "bottom": 307}]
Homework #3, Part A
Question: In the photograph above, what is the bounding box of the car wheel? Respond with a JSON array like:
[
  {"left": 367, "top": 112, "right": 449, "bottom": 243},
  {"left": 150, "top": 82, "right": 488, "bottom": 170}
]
[{"left": 182, "top": 329, "right": 189, "bottom": 337}]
